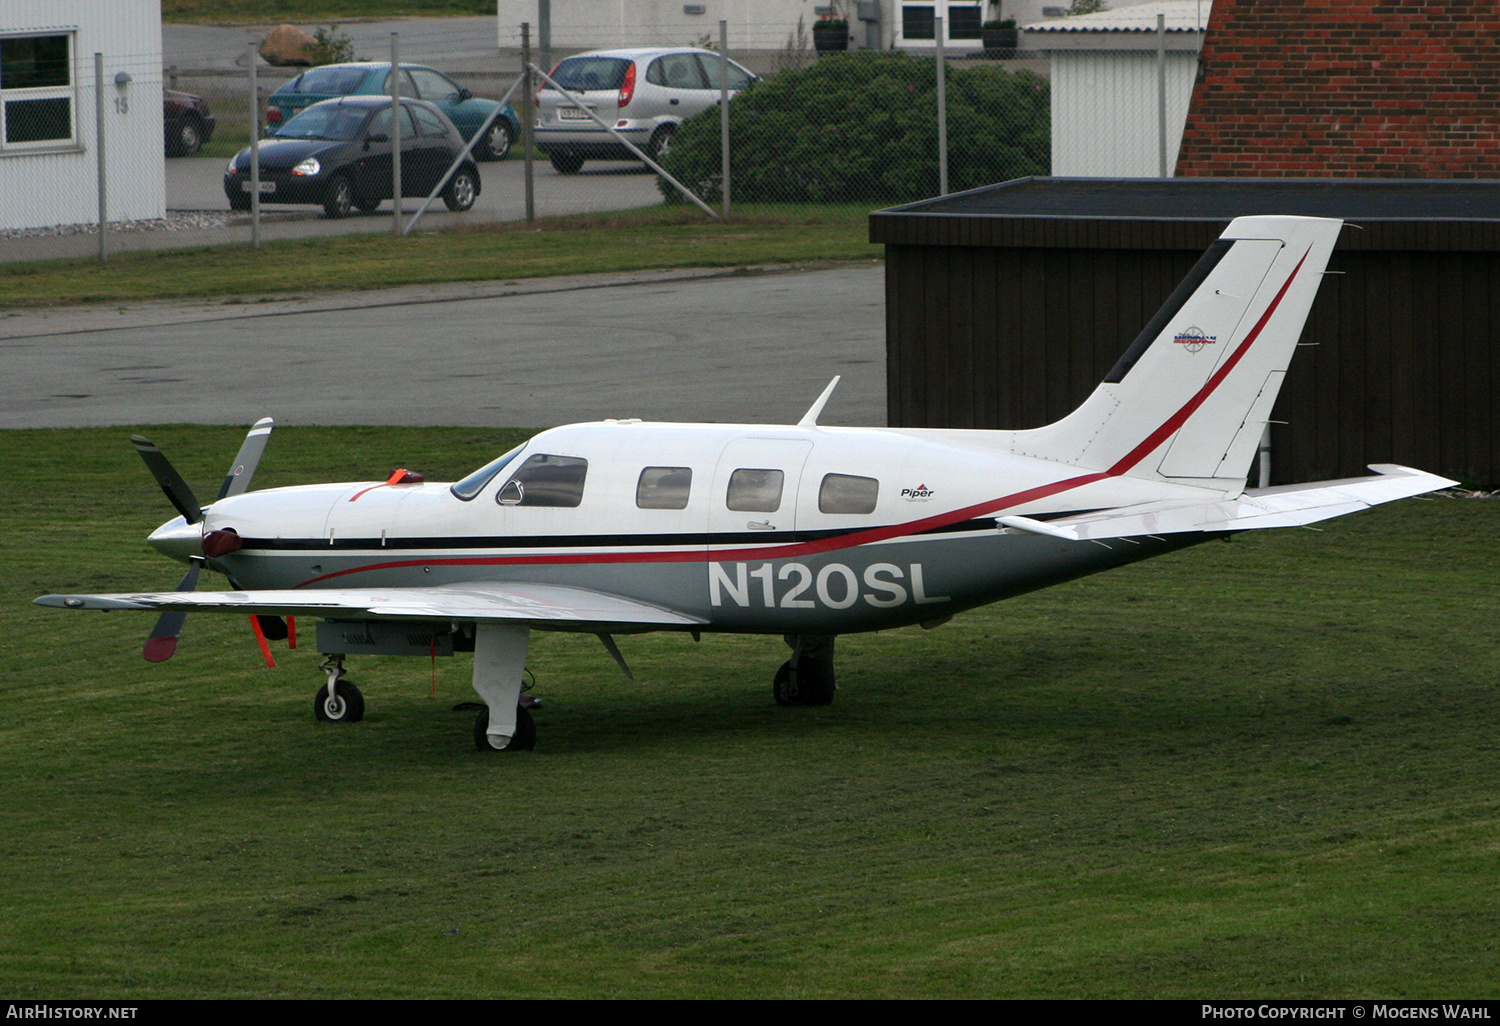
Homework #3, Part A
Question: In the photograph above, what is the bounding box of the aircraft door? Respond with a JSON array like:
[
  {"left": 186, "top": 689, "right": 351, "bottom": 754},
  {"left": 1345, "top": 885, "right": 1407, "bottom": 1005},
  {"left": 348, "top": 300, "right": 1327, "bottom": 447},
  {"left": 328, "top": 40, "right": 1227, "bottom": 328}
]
[{"left": 708, "top": 438, "right": 812, "bottom": 539}]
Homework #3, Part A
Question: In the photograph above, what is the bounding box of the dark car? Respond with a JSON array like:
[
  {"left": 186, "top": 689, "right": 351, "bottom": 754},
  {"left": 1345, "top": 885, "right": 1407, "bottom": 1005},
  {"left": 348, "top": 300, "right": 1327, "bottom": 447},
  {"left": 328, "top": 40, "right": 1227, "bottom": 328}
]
[
  {"left": 265, "top": 62, "right": 521, "bottom": 161},
  {"left": 224, "top": 96, "right": 480, "bottom": 218},
  {"left": 164, "top": 89, "right": 215, "bottom": 156}
]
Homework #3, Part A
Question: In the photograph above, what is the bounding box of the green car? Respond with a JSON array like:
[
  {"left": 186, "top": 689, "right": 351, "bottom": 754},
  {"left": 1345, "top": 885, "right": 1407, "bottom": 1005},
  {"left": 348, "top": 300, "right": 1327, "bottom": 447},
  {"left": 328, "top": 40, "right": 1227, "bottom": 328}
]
[{"left": 266, "top": 62, "right": 521, "bottom": 161}]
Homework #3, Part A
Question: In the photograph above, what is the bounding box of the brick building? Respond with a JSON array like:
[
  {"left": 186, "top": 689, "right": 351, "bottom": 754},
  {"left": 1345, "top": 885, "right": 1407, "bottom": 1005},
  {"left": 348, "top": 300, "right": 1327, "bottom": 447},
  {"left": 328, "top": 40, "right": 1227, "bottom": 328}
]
[{"left": 1177, "top": 0, "right": 1500, "bottom": 177}]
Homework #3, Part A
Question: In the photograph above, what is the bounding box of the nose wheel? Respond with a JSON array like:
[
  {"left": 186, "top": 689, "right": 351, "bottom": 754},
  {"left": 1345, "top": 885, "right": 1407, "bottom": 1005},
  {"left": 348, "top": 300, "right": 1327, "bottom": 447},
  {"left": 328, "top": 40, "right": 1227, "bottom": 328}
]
[
  {"left": 473, "top": 704, "right": 536, "bottom": 752},
  {"left": 313, "top": 655, "right": 364, "bottom": 723}
]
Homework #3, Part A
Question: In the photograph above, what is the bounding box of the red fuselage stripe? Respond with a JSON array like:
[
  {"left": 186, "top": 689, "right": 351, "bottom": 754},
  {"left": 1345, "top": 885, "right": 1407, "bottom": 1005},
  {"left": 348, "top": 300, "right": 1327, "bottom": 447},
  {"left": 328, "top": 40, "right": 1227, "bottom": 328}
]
[{"left": 298, "top": 245, "right": 1310, "bottom": 587}]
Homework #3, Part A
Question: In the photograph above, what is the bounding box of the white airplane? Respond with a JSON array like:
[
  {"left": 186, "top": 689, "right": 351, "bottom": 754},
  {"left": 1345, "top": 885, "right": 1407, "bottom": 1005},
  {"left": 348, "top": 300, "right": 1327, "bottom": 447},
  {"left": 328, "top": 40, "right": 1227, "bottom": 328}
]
[{"left": 37, "top": 216, "right": 1453, "bottom": 753}]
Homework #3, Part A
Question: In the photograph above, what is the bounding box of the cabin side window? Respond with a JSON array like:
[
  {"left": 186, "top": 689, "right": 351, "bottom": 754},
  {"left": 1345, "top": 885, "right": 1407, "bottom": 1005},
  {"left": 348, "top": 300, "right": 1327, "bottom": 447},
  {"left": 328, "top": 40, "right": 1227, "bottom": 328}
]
[
  {"left": 496, "top": 454, "right": 588, "bottom": 507},
  {"left": 726, "top": 469, "right": 783, "bottom": 513},
  {"left": 818, "top": 474, "right": 879, "bottom": 515},
  {"left": 636, "top": 467, "right": 692, "bottom": 510}
]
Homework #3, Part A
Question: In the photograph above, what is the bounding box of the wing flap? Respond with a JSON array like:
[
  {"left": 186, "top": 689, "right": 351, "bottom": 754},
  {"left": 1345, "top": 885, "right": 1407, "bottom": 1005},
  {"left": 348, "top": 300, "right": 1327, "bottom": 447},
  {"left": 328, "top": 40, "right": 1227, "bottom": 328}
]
[
  {"left": 1000, "top": 465, "right": 1455, "bottom": 541},
  {"left": 36, "top": 581, "right": 705, "bottom": 629}
]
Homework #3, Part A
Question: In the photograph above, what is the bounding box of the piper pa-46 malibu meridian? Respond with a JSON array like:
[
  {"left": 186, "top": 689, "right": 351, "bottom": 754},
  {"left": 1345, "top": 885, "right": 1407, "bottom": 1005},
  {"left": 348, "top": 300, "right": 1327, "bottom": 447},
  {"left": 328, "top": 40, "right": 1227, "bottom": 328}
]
[{"left": 38, "top": 216, "right": 1452, "bottom": 753}]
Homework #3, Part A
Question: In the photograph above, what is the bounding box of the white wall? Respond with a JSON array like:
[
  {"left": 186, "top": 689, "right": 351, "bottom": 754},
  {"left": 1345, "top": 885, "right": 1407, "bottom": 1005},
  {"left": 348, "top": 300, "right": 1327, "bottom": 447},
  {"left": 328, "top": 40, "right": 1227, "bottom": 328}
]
[
  {"left": 498, "top": 0, "right": 843, "bottom": 52},
  {"left": 0, "top": 0, "right": 164, "bottom": 230},
  {"left": 1049, "top": 49, "right": 1196, "bottom": 176}
]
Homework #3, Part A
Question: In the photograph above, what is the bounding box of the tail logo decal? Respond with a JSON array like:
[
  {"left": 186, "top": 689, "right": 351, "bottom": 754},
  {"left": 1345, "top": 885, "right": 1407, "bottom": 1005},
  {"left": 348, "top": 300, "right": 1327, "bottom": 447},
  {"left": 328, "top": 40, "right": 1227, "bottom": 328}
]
[{"left": 1172, "top": 326, "right": 1217, "bottom": 353}]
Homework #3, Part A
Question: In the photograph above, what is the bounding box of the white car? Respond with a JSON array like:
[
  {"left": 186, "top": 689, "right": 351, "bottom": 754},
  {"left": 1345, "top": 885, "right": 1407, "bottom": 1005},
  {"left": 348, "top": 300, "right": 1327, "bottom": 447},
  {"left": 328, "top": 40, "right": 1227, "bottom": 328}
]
[{"left": 534, "top": 47, "right": 758, "bottom": 174}]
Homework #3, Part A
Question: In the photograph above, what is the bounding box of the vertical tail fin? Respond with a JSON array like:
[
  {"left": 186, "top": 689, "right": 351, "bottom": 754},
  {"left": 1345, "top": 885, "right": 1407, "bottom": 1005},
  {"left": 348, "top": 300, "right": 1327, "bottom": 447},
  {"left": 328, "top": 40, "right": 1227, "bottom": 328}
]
[{"left": 1011, "top": 215, "right": 1342, "bottom": 493}]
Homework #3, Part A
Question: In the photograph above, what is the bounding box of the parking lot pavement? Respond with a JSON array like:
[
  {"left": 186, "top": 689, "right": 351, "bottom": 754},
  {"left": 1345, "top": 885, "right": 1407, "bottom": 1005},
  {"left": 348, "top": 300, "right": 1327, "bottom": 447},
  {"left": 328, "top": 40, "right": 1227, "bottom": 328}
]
[{"left": 0, "top": 263, "right": 886, "bottom": 430}]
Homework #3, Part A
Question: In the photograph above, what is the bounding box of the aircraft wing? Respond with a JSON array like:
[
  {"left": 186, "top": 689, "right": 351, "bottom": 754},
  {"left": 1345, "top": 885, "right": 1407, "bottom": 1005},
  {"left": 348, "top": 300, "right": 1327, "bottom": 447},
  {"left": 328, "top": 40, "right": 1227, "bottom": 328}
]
[
  {"left": 999, "top": 464, "right": 1456, "bottom": 542},
  {"left": 34, "top": 581, "right": 705, "bottom": 630}
]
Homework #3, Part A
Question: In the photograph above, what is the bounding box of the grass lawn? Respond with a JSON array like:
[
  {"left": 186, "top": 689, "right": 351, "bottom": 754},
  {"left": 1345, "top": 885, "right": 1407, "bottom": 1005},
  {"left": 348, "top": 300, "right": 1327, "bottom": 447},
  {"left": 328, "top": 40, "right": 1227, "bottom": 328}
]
[
  {"left": 0, "top": 205, "right": 877, "bottom": 308},
  {"left": 2, "top": 425, "right": 1497, "bottom": 998}
]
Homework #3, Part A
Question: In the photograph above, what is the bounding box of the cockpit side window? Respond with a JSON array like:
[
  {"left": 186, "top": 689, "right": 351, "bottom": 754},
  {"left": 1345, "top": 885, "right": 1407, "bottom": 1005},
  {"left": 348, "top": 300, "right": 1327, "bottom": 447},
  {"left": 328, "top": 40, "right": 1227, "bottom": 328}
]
[
  {"left": 496, "top": 454, "right": 589, "bottom": 507},
  {"left": 450, "top": 443, "right": 525, "bottom": 501},
  {"left": 637, "top": 467, "right": 692, "bottom": 509}
]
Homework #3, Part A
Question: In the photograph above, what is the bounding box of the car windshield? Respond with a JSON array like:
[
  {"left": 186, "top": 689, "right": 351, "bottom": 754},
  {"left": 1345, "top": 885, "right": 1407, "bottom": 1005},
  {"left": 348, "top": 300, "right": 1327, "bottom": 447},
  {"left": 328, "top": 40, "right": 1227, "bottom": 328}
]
[
  {"left": 274, "top": 103, "right": 368, "bottom": 141},
  {"left": 549, "top": 56, "right": 630, "bottom": 92},
  {"left": 288, "top": 66, "right": 369, "bottom": 94}
]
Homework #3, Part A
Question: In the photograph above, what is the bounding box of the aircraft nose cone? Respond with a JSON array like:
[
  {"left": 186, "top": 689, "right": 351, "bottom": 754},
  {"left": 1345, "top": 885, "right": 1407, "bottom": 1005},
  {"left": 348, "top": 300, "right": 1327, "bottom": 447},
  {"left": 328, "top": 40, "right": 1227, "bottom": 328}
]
[{"left": 147, "top": 516, "right": 202, "bottom": 563}]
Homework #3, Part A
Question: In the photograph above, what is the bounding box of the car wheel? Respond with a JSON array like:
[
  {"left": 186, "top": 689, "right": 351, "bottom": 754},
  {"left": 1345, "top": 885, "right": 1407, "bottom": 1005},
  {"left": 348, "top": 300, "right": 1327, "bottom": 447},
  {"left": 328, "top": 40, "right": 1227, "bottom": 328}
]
[
  {"left": 168, "top": 117, "right": 203, "bottom": 157},
  {"left": 443, "top": 168, "right": 478, "bottom": 212},
  {"left": 322, "top": 176, "right": 354, "bottom": 219},
  {"left": 476, "top": 121, "right": 513, "bottom": 161},
  {"left": 646, "top": 125, "right": 674, "bottom": 161},
  {"left": 229, "top": 192, "right": 251, "bottom": 212},
  {"left": 549, "top": 152, "right": 584, "bottom": 175},
  {"left": 354, "top": 194, "right": 382, "bottom": 214}
]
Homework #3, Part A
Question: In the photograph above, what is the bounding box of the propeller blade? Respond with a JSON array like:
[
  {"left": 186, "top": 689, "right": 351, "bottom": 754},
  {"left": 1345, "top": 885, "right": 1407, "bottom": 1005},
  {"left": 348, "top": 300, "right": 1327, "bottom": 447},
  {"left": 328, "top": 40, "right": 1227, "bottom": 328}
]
[
  {"left": 217, "top": 417, "right": 274, "bottom": 500},
  {"left": 131, "top": 435, "right": 203, "bottom": 525},
  {"left": 142, "top": 557, "right": 202, "bottom": 663}
]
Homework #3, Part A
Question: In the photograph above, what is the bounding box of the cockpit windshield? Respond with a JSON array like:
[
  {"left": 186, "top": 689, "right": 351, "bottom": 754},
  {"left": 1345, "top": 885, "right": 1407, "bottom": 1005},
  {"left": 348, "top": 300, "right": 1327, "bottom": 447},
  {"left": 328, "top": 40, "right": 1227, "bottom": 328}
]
[{"left": 450, "top": 443, "right": 526, "bottom": 501}]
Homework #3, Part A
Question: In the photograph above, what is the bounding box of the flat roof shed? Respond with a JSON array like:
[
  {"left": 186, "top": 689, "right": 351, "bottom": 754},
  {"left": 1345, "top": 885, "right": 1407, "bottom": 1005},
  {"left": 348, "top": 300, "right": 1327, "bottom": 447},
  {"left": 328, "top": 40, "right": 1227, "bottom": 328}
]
[{"left": 869, "top": 177, "right": 1500, "bottom": 487}]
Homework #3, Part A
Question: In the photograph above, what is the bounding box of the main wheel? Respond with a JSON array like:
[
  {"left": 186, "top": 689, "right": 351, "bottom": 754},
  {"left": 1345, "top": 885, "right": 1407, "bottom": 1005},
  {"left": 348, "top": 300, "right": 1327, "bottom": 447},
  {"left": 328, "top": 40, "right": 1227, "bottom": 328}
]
[
  {"left": 322, "top": 176, "right": 354, "bottom": 219},
  {"left": 646, "top": 125, "right": 674, "bottom": 161},
  {"left": 473, "top": 704, "right": 536, "bottom": 752},
  {"left": 475, "top": 121, "right": 513, "bottom": 161},
  {"left": 314, "top": 681, "right": 364, "bottom": 723},
  {"left": 549, "top": 151, "right": 584, "bottom": 175},
  {"left": 443, "top": 168, "right": 478, "bottom": 212},
  {"left": 773, "top": 658, "right": 836, "bottom": 707}
]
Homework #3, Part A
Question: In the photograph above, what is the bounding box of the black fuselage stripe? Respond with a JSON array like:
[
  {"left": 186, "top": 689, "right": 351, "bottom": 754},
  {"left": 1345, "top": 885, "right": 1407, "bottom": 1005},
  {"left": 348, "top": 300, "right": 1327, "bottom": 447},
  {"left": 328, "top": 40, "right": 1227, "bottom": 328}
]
[{"left": 235, "top": 513, "right": 1081, "bottom": 552}]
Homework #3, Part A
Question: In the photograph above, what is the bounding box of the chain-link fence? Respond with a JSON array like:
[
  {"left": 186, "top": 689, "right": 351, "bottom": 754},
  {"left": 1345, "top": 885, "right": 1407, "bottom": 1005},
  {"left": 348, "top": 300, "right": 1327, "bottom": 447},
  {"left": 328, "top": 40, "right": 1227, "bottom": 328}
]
[{"left": 5, "top": 18, "right": 1053, "bottom": 250}]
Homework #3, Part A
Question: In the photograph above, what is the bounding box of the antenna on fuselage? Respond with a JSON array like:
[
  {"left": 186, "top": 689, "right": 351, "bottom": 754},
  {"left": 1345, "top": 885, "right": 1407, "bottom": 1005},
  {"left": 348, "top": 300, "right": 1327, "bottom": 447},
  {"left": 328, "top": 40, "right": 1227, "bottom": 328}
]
[{"left": 796, "top": 376, "right": 841, "bottom": 428}]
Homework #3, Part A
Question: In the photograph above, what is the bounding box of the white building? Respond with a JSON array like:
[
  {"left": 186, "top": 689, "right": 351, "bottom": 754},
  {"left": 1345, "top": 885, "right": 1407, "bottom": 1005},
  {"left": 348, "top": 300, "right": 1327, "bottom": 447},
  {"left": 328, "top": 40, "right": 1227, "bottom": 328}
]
[
  {"left": 0, "top": 0, "right": 164, "bottom": 230},
  {"left": 497, "top": 0, "right": 1177, "bottom": 54},
  {"left": 1022, "top": 1, "right": 1210, "bottom": 177}
]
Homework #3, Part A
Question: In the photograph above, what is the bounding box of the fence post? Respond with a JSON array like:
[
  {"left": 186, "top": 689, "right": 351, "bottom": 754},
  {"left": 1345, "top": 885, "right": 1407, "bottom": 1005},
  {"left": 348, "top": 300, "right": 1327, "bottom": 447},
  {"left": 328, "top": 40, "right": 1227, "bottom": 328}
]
[
  {"left": 95, "top": 53, "right": 107, "bottom": 262},
  {"left": 720, "top": 19, "right": 731, "bottom": 219},
  {"left": 392, "top": 32, "right": 402, "bottom": 234},
  {"left": 1157, "top": 12, "right": 1168, "bottom": 178},
  {"left": 935, "top": 17, "right": 948, "bottom": 197},
  {"left": 538, "top": 0, "right": 551, "bottom": 81},
  {"left": 248, "top": 44, "right": 260, "bottom": 248},
  {"left": 522, "top": 23, "right": 535, "bottom": 224}
]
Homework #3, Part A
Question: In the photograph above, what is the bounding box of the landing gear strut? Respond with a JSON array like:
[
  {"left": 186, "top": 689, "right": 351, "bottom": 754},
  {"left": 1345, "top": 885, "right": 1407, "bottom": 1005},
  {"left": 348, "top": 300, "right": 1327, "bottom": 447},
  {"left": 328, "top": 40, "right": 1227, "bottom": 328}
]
[
  {"left": 774, "top": 634, "right": 837, "bottom": 707},
  {"left": 313, "top": 654, "right": 364, "bottom": 723}
]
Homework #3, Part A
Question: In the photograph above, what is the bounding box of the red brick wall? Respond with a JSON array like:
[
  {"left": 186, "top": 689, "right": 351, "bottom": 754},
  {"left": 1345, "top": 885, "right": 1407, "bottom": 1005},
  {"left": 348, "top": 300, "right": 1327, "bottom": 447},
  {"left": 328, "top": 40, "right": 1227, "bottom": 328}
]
[{"left": 1176, "top": 0, "right": 1500, "bottom": 177}]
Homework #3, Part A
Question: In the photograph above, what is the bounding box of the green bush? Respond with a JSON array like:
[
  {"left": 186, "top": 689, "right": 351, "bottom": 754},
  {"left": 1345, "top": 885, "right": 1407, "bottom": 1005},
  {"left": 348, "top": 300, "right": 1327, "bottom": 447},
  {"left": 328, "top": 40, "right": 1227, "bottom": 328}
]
[{"left": 658, "top": 52, "right": 1050, "bottom": 205}]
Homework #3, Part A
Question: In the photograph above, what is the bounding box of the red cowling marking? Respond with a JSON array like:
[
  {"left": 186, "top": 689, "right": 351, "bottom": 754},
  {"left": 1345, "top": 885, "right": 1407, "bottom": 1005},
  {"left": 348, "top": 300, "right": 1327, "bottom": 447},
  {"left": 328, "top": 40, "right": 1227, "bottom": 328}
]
[
  {"left": 287, "top": 615, "right": 297, "bottom": 649},
  {"left": 143, "top": 636, "right": 178, "bottom": 663},
  {"left": 295, "top": 249, "right": 1314, "bottom": 588}
]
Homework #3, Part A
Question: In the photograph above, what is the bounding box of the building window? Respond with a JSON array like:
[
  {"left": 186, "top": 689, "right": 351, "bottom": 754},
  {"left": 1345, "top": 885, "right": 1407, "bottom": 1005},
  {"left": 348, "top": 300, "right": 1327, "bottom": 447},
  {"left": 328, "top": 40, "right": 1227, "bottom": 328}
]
[
  {"left": 949, "top": 6, "right": 983, "bottom": 39},
  {"left": 902, "top": 6, "right": 936, "bottom": 40},
  {"left": 1, "top": 33, "right": 75, "bottom": 150}
]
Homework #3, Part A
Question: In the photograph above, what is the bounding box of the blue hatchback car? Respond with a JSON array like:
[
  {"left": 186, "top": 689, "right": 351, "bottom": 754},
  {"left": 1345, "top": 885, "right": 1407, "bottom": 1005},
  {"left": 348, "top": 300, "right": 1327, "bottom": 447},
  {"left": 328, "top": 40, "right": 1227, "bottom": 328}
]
[{"left": 266, "top": 62, "right": 521, "bottom": 161}]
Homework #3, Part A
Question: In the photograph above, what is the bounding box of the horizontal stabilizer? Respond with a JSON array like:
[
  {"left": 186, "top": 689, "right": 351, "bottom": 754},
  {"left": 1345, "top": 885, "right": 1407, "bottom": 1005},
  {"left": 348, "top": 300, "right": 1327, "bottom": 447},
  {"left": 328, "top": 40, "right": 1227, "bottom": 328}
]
[
  {"left": 996, "top": 465, "right": 1455, "bottom": 541},
  {"left": 36, "top": 581, "right": 706, "bottom": 631}
]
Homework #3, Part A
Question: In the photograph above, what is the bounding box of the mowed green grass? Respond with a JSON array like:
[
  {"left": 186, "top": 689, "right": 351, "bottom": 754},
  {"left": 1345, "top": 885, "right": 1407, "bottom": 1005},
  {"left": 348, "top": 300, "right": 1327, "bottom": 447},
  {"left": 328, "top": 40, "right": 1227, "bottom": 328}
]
[
  {"left": 2, "top": 425, "right": 1497, "bottom": 998},
  {"left": 0, "top": 206, "right": 877, "bottom": 308}
]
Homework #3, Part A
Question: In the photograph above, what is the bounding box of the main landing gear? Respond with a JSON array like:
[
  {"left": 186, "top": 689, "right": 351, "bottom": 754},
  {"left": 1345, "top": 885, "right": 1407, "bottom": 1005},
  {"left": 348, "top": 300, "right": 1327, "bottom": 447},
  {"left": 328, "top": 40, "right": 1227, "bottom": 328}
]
[
  {"left": 774, "top": 634, "right": 837, "bottom": 707},
  {"left": 313, "top": 655, "right": 364, "bottom": 723}
]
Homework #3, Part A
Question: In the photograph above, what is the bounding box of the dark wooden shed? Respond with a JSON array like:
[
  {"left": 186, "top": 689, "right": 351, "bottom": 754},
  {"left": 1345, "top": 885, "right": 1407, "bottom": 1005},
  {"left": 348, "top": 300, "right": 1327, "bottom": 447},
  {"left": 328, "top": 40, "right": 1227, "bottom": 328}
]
[{"left": 870, "top": 178, "right": 1500, "bottom": 487}]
